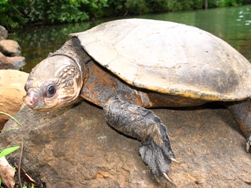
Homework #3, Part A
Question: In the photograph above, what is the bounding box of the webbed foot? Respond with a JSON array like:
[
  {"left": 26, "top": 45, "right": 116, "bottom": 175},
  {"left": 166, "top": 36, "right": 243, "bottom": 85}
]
[
  {"left": 246, "top": 135, "right": 251, "bottom": 152},
  {"left": 139, "top": 123, "right": 175, "bottom": 182},
  {"left": 104, "top": 94, "right": 176, "bottom": 182}
]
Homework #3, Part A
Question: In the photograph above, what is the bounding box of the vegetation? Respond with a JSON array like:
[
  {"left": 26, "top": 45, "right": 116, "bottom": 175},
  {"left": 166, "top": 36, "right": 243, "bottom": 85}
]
[
  {"left": 0, "top": 0, "right": 246, "bottom": 30},
  {"left": 0, "top": 111, "right": 22, "bottom": 158},
  {"left": 0, "top": 112, "right": 23, "bottom": 128},
  {"left": 0, "top": 146, "right": 20, "bottom": 158}
]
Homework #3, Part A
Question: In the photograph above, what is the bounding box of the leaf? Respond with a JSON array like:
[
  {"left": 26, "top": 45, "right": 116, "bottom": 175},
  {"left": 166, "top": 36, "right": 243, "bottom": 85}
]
[
  {"left": 0, "top": 146, "right": 20, "bottom": 158},
  {"left": 0, "top": 111, "right": 23, "bottom": 127}
]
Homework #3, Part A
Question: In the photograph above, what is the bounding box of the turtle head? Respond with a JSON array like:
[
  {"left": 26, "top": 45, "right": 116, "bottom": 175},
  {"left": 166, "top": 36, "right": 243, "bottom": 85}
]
[{"left": 24, "top": 55, "right": 84, "bottom": 111}]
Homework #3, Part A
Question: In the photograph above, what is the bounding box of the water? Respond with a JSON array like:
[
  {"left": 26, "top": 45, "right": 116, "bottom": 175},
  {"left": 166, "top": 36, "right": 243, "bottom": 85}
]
[{"left": 9, "top": 5, "right": 251, "bottom": 73}]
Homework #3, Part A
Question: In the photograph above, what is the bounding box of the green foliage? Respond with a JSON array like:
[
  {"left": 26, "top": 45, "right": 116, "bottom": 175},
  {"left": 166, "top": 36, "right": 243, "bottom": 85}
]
[
  {"left": 0, "top": 0, "right": 245, "bottom": 30},
  {"left": 125, "top": 0, "right": 149, "bottom": 14},
  {"left": 0, "top": 146, "right": 20, "bottom": 158},
  {"left": 80, "top": 0, "right": 108, "bottom": 18},
  {"left": 0, "top": 112, "right": 23, "bottom": 127},
  {"left": 0, "top": 0, "right": 29, "bottom": 30},
  {"left": 0, "top": 112, "right": 22, "bottom": 158},
  {"left": 28, "top": 0, "right": 109, "bottom": 23},
  {"left": 27, "top": 0, "right": 89, "bottom": 23},
  {"left": 209, "top": 0, "right": 243, "bottom": 7}
]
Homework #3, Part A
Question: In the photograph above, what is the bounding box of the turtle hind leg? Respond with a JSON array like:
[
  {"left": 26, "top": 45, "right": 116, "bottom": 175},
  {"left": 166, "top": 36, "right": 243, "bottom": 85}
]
[
  {"left": 103, "top": 94, "right": 175, "bottom": 181},
  {"left": 227, "top": 99, "right": 251, "bottom": 152}
]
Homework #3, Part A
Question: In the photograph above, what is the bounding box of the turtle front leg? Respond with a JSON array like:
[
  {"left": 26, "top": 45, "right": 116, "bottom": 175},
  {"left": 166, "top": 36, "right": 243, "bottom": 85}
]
[
  {"left": 227, "top": 99, "right": 251, "bottom": 152},
  {"left": 103, "top": 94, "right": 175, "bottom": 181}
]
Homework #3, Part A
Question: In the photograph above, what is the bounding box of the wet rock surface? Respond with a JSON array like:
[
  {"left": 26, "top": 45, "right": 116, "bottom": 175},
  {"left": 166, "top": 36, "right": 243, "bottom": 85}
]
[
  {"left": 0, "top": 25, "right": 25, "bottom": 70},
  {"left": 1, "top": 101, "right": 251, "bottom": 187}
]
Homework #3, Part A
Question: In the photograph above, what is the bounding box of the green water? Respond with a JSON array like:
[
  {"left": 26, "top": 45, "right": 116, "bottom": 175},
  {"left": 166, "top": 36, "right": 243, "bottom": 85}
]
[{"left": 9, "top": 5, "right": 251, "bottom": 73}]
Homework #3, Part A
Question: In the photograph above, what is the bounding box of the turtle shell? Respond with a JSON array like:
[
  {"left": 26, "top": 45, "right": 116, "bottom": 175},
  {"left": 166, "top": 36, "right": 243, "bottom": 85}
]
[{"left": 70, "top": 19, "right": 251, "bottom": 101}]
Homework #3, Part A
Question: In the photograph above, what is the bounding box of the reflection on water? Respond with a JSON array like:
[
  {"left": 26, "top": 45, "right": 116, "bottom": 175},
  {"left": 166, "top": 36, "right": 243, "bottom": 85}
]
[{"left": 9, "top": 5, "right": 251, "bottom": 73}]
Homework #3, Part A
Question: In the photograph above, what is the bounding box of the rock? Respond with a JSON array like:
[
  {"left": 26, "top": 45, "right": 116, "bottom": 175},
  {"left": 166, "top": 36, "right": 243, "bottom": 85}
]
[
  {"left": 1, "top": 101, "right": 251, "bottom": 187},
  {"left": 8, "top": 56, "right": 26, "bottom": 69},
  {"left": 0, "top": 30, "right": 25, "bottom": 69},
  {"left": 0, "top": 40, "right": 21, "bottom": 56},
  {"left": 0, "top": 52, "right": 16, "bottom": 69},
  {"left": 0, "top": 52, "right": 25, "bottom": 70},
  {"left": 0, "top": 26, "right": 8, "bottom": 40},
  {"left": 0, "top": 70, "right": 29, "bottom": 128}
]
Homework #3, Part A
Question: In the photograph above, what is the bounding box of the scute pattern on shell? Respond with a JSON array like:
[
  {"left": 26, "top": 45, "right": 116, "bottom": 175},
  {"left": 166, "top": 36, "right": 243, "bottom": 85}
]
[{"left": 71, "top": 18, "right": 251, "bottom": 101}]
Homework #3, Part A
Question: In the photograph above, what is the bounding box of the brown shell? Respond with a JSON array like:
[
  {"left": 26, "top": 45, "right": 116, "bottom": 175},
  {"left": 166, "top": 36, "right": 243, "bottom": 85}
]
[{"left": 70, "top": 19, "right": 251, "bottom": 101}]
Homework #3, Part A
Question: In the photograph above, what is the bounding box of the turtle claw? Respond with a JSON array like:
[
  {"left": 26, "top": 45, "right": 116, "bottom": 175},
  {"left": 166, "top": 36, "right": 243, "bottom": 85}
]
[
  {"left": 162, "top": 172, "right": 174, "bottom": 184},
  {"left": 139, "top": 123, "right": 175, "bottom": 182},
  {"left": 246, "top": 135, "right": 251, "bottom": 152},
  {"left": 170, "top": 158, "right": 180, "bottom": 164}
]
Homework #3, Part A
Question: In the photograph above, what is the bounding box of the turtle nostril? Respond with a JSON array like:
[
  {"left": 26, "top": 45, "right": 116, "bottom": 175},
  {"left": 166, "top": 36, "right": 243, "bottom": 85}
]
[
  {"left": 27, "top": 98, "right": 35, "bottom": 106},
  {"left": 24, "top": 91, "right": 39, "bottom": 108}
]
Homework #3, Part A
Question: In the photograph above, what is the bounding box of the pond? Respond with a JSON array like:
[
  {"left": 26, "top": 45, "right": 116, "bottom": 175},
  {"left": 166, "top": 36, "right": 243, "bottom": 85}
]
[{"left": 9, "top": 4, "right": 251, "bottom": 73}]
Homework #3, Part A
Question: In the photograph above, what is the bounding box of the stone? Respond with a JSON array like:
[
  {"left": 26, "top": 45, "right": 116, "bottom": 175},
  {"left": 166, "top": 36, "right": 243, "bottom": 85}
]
[
  {"left": 0, "top": 40, "right": 21, "bottom": 56},
  {"left": 1, "top": 101, "right": 251, "bottom": 187},
  {"left": 0, "top": 52, "right": 16, "bottom": 69},
  {"left": 0, "top": 70, "right": 29, "bottom": 128},
  {"left": 0, "top": 26, "right": 8, "bottom": 40},
  {"left": 0, "top": 52, "right": 25, "bottom": 70},
  {"left": 8, "top": 56, "right": 26, "bottom": 69}
]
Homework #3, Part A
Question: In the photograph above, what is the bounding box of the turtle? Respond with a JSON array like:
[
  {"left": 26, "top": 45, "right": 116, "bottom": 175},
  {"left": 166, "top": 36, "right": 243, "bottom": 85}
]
[{"left": 24, "top": 18, "right": 251, "bottom": 181}]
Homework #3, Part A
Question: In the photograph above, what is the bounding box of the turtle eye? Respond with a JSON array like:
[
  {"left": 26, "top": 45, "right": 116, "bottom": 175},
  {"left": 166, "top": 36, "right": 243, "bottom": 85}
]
[{"left": 46, "top": 85, "right": 56, "bottom": 97}]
